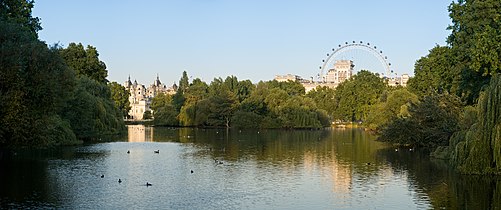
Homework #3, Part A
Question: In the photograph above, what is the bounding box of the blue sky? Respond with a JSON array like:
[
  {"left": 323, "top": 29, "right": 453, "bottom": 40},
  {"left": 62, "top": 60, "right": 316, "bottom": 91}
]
[{"left": 33, "top": 1, "right": 452, "bottom": 85}]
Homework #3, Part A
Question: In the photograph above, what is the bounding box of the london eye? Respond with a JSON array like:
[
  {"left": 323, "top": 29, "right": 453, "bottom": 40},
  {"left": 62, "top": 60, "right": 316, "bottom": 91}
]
[{"left": 318, "top": 41, "right": 393, "bottom": 81}]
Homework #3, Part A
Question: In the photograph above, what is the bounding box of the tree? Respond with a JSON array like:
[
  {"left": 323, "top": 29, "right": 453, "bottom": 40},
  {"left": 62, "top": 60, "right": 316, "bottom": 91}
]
[
  {"left": 451, "top": 74, "right": 501, "bottom": 174},
  {"left": 176, "top": 78, "right": 209, "bottom": 126},
  {"left": 408, "top": 46, "right": 456, "bottom": 98},
  {"left": 0, "top": 20, "right": 77, "bottom": 147},
  {"left": 365, "top": 88, "right": 418, "bottom": 131},
  {"left": 109, "top": 82, "right": 130, "bottom": 118},
  {"left": 59, "top": 43, "right": 108, "bottom": 83},
  {"left": 151, "top": 93, "right": 178, "bottom": 126},
  {"left": 378, "top": 92, "right": 462, "bottom": 148},
  {"left": 306, "top": 86, "right": 336, "bottom": 116},
  {"left": 0, "top": 0, "right": 41, "bottom": 34},
  {"left": 268, "top": 80, "right": 305, "bottom": 96},
  {"left": 62, "top": 76, "right": 125, "bottom": 140},
  {"left": 172, "top": 71, "right": 189, "bottom": 112},
  {"left": 142, "top": 110, "right": 152, "bottom": 120},
  {"left": 446, "top": 0, "right": 501, "bottom": 104},
  {"left": 333, "top": 70, "right": 387, "bottom": 122},
  {"left": 207, "top": 90, "right": 238, "bottom": 127}
]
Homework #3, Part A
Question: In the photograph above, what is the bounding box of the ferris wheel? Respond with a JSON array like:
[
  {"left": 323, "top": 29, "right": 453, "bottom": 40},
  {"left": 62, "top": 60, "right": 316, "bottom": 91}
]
[{"left": 318, "top": 41, "right": 393, "bottom": 81}]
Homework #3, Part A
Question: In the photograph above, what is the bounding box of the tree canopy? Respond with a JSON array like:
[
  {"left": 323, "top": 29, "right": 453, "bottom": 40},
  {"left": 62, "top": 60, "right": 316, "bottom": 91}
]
[
  {"left": 59, "top": 43, "right": 108, "bottom": 83},
  {"left": 0, "top": 0, "right": 41, "bottom": 34}
]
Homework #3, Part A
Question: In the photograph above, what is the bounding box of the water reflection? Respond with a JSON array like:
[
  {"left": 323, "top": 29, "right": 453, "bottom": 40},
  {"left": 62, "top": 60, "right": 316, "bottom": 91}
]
[
  {"left": 1, "top": 126, "right": 500, "bottom": 209},
  {"left": 127, "top": 125, "right": 153, "bottom": 142}
]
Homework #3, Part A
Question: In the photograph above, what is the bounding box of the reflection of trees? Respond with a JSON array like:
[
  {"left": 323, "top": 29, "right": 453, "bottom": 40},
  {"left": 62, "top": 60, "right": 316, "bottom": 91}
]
[
  {"left": 0, "top": 150, "right": 57, "bottom": 207},
  {"left": 151, "top": 127, "right": 391, "bottom": 195},
  {"left": 377, "top": 148, "right": 501, "bottom": 209}
]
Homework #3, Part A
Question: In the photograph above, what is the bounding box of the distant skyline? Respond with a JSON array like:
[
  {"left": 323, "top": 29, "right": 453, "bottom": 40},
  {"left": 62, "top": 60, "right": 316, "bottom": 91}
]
[{"left": 33, "top": 1, "right": 452, "bottom": 85}]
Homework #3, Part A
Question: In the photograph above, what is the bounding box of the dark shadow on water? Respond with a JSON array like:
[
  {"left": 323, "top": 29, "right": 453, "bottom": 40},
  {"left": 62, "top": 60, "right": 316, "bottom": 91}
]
[{"left": 377, "top": 148, "right": 501, "bottom": 209}]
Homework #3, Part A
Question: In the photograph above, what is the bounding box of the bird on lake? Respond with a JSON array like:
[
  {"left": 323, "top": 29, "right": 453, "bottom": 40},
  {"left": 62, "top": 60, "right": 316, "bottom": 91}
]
[
  {"left": 127, "top": 150, "right": 130, "bottom": 154},
  {"left": 101, "top": 174, "right": 104, "bottom": 178},
  {"left": 154, "top": 150, "right": 159, "bottom": 154},
  {"left": 118, "top": 179, "right": 122, "bottom": 183},
  {"left": 191, "top": 170, "right": 194, "bottom": 174},
  {"left": 146, "top": 182, "right": 152, "bottom": 186}
]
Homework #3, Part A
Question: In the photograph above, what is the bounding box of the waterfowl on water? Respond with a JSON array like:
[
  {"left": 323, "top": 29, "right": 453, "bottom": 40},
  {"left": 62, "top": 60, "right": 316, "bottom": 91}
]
[
  {"left": 191, "top": 170, "right": 194, "bottom": 174},
  {"left": 101, "top": 175, "right": 104, "bottom": 178},
  {"left": 154, "top": 150, "right": 159, "bottom": 154},
  {"left": 127, "top": 150, "right": 130, "bottom": 154},
  {"left": 118, "top": 179, "right": 122, "bottom": 183},
  {"left": 146, "top": 182, "right": 152, "bottom": 186}
]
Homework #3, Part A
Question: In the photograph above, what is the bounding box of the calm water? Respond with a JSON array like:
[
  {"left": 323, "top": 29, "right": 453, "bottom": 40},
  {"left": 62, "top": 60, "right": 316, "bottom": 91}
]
[{"left": 1, "top": 126, "right": 500, "bottom": 209}]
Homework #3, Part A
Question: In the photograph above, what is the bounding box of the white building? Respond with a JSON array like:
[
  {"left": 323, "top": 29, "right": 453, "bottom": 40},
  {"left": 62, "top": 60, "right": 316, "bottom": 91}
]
[
  {"left": 274, "top": 74, "right": 302, "bottom": 82},
  {"left": 124, "top": 75, "right": 177, "bottom": 120},
  {"left": 324, "top": 60, "right": 354, "bottom": 84}
]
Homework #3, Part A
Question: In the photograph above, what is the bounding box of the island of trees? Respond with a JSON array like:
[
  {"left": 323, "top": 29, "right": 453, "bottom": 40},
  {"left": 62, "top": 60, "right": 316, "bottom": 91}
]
[{"left": 1, "top": 0, "right": 500, "bottom": 175}]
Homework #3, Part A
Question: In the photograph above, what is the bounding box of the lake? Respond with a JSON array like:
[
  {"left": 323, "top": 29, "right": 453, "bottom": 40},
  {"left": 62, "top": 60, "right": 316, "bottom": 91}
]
[{"left": 1, "top": 125, "right": 500, "bottom": 209}]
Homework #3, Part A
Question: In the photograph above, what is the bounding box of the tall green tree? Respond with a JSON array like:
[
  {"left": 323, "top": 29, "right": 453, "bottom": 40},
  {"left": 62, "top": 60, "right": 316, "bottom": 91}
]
[
  {"left": 333, "top": 70, "right": 387, "bottom": 122},
  {"left": 306, "top": 86, "right": 336, "bottom": 116},
  {"left": 172, "top": 71, "right": 189, "bottom": 112},
  {"left": 177, "top": 78, "right": 210, "bottom": 126},
  {"left": 0, "top": 20, "right": 77, "bottom": 147},
  {"left": 59, "top": 43, "right": 108, "bottom": 83},
  {"left": 62, "top": 76, "right": 125, "bottom": 140},
  {"left": 109, "top": 82, "right": 130, "bottom": 118},
  {"left": 408, "top": 46, "right": 455, "bottom": 97},
  {"left": 447, "top": 0, "right": 501, "bottom": 104},
  {"left": 0, "top": 0, "right": 41, "bottom": 34},
  {"left": 59, "top": 43, "right": 125, "bottom": 140},
  {"left": 451, "top": 74, "right": 501, "bottom": 174},
  {"left": 151, "top": 93, "right": 178, "bottom": 126}
]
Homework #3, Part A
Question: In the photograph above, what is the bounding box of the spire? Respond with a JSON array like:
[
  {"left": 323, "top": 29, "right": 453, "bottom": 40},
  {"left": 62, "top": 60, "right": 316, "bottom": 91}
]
[{"left": 154, "top": 73, "right": 161, "bottom": 86}]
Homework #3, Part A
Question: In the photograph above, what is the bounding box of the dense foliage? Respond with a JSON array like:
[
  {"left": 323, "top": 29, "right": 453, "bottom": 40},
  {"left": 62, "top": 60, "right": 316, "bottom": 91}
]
[
  {"left": 379, "top": 0, "right": 501, "bottom": 175},
  {"left": 151, "top": 73, "right": 331, "bottom": 129},
  {"left": 450, "top": 75, "right": 501, "bottom": 174},
  {"left": 378, "top": 92, "right": 462, "bottom": 148},
  {"left": 109, "top": 81, "right": 131, "bottom": 118},
  {"left": 0, "top": 3, "right": 125, "bottom": 147},
  {"left": 0, "top": 20, "right": 77, "bottom": 147},
  {"left": 332, "top": 70, "right": 387, "bottom": 122},
  {"left": 0, "top": 0, "right": 41, "bottom": 34}
]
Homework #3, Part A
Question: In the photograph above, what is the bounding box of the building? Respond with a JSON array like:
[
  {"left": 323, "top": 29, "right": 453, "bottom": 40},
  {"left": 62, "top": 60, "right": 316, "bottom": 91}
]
[
  {"left": 124, "top": 75, "right": 177, "bottom": 120},
  {"left": 324, "top": 60, "right": 354, "bottom": 84},
  {"left": 274, "top": 74, "right": 302, "bottom": 82},
  {"left": 387, "top": 73, "right": 410, "bottom": 87}
]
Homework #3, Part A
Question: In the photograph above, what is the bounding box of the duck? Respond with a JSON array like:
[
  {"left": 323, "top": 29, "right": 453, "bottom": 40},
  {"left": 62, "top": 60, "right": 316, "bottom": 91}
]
[
  {"left": 118, "top": 179, "right": 122, "bottom": 183},
  {"left": 127, "top": 150, "right": 130, "bottom": 154},
  {"left": 154, "top": 150, "right": 159, "bottom": 154},
  {"left": 101, "top": 174, "right": 104, "bottom": 178},
  {"left": 146, "top": 182, "right": 152, "bottom": 186},
  {"left": 191, "top": 170, "right": 194, "bottom": 174}
]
